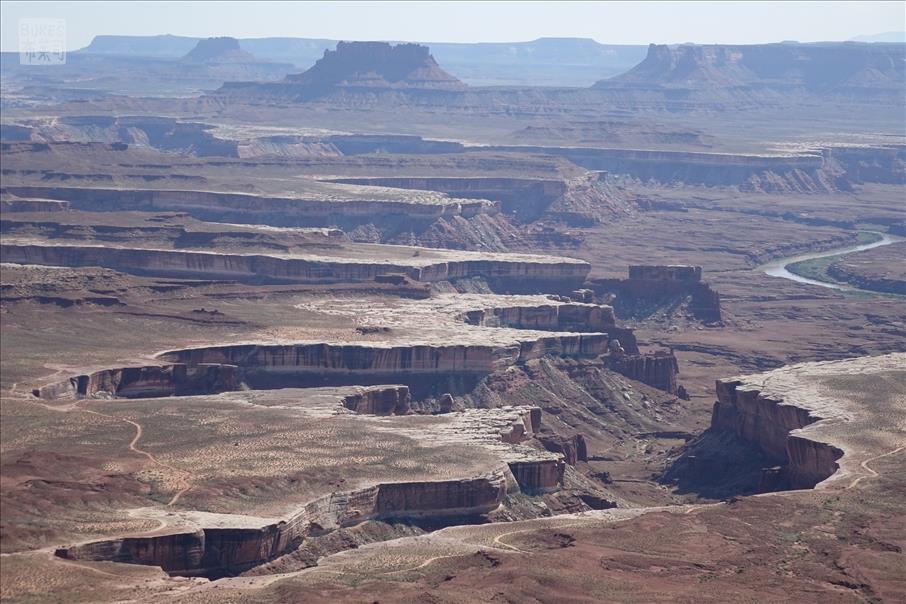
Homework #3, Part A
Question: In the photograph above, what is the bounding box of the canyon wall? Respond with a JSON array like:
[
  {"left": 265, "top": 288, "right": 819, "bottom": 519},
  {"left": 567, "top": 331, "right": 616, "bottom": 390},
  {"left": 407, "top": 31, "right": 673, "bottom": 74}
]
[
  {"left": 461, "top": 302, "right": 639, "bottom": 354},
  {"left": 507, "top": 459, "right": 565, "bottom": 493},
  {"left": 57, "top": 470, "right": 508, "bottom": 577},
  {"left": 0, "top": 216, "right": 347, "bottom": 249},
  {"left": 53, "top": 402, "right": 560, "bottom": 576},
  {"left": 0, "top": 242, "right": 591, "bottom": 291},
  {"left": 329, "top": 176, "right": 568, "bottom": 223},
  {"left": 1, "top": 185, "right": 497, "bottom": 226},
  {"left": 35, "top": 333, "right": 609, "bottom": 402},
  {"left": 32, "top": 364, "right": 238, "bottom": 400},
  {"left": 327, "top": 173, "right": 631, "bottom": 225},
  {"left": 711, "top": 379, "right": 842, "bottom": 489},
  {"left": 537, "top": 433, "right": 588, "bottom": 466},
  {"left": 158, "top": 336, "right": 608, "bottom": 398},
  {"left": 608, "top": 351, "right": 679, "bottom": 394}
]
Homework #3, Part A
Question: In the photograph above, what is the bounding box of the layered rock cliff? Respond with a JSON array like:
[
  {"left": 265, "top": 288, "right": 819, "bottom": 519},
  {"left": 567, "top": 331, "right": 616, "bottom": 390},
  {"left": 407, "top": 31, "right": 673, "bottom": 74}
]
[
  {"left": 485, "top": 145, "right": 845, "bottom": 193},
  {"left": 53, "top": 402, "right": 567, "bottom": 577},
  {"left": 56, "top": 470, "right": 508, "bottom": 577},
  {"left": 2, "top": 185, "right": 496, "bottom": 225},
  {"left": 711, "top": 378, "right": 841, "bottom": 489},
  {"left": 0, "top": 241, "right": 591, "bottom": 292},
  {"left": 341, "top": 385, "right": 411, "bottom": 415},
  {"left": 608, "top": 351, "right": 680, "bottom": 395},
  {"left": 460, "top": 301, "right": 639, "bottom": 354},
  {"left": 154, "top": 335, "right": 607, "bottom": 398},
  {"left": 35, "top": 330, "right": 608, "bottom": 402},
  {"left": 591, "top": 264, "right": 722, "bottom": 323},
  {"left": 330, "top": 173, "right": 635, "bottom": 225},
  {"left": 32, "top": 363, "right": 239, "bottom": 400}
]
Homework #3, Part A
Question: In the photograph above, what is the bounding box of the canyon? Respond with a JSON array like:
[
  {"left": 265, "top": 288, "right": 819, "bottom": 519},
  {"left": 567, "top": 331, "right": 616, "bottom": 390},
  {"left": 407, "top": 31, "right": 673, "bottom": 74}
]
[{"left": 1, "top": 28, "right": 904, "bottom": 604}]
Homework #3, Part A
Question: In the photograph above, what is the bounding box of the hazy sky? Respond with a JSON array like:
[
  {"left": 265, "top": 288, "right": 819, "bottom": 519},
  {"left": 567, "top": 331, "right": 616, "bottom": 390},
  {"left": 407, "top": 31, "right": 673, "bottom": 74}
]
[{"left": 1, "top": 1, "right": 904, "bottom": 51}]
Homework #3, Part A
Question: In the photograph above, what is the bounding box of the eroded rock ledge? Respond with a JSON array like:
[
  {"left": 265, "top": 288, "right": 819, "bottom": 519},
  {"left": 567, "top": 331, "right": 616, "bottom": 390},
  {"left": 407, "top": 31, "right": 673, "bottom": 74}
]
[
  {"left": 1, "top": 241, "right": 590, "bottom": 292},
  {"left": 591, "top": 264, "right": 722, "bottom": 322},
  {"left": 2, "top": 185, "right": 496, "bottom": 225},
  {"left": 709, "top": 354, "right": 905, "bottom": 490},
  {"left": 53, "top": 404, "right": 560, "bottom": 578},
  {"left": 32, "top": 294, "right": 685, "bottom": 401},
  {"left": 56, "top": 471, "right": 509, "bottom": 578}
]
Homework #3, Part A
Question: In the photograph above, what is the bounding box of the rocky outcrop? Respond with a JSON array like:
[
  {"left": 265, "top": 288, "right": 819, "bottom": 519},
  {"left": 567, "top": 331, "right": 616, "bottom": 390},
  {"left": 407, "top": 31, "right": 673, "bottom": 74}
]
[
  {"left": 689, "top": 282, "right": 723, "bottom": 322},
  {"left": 32, "top": 364, "right": 238, "bottom": 400},
  {"left": 608, "top": 350, "right": 679, "bottom": 394},
  {"left": 341, "top": 385, "right": 411, "bottom": 415},
  {"left": 159, "top": 339, "right": 609, "bottom": 374},
  {"left": 825, "top": 144, "right": 906, "bottom": 185},
  {"left": 156, "top": 336, "right": 607, "bottom": 398},
  {"left": 507, "top": 459, "right": 565, "bottom": 493},
  {"left": 10, "top": 117, "right": 242, "bottom": 157},
  {"left": 51, "top": 403, "right": 555, "bottom": 576},
  {"left": 321, "top": 134, "right": 466, "bottom": 155},
  {"left": 35, "top": 331, "right": 608, "bottom": 402},
  {"left": 0, "top": 213, "right": 347, "bottom": 250},
  {"left": 463, "top": 301, "right": 613, "bottom": 330},
  {"left": 461, "top": 301, "right": 639, "bottom": 354},
  {"left": 537, "top": 433, "right": 588, "bottom": 465},
  {"left": 327, "top": 173, "right": 632, "bottom": 225},
  {"left": 591, "top": 265, "right": 722, "bottom": 322},
  {"left": 318, "top": 138, "right": 903, "bottom": 193},
  {"left": 711, "top": 379, "right": 841, "bottom": 489},
  {"left": 499, "top": 407, "right": 542, "bottom": 444},
  {"left": 628, "top": 265, "right": 701, "bottom": 282}
]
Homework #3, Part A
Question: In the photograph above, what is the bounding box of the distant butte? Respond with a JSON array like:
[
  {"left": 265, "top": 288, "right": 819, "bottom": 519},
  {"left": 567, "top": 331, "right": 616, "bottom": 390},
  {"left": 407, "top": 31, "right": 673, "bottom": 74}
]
[
  {"left": 181, "top": 36, "right": 257, "bottom": 63},
  {"left": 284, "top": 41, "right": 467, "bottom": 92}
]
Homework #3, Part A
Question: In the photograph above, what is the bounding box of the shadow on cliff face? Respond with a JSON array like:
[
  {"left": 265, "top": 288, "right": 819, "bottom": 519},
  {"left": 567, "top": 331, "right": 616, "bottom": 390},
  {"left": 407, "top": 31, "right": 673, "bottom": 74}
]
[{"left": 660, "top": 429, "right": 785, "bottom": 500}]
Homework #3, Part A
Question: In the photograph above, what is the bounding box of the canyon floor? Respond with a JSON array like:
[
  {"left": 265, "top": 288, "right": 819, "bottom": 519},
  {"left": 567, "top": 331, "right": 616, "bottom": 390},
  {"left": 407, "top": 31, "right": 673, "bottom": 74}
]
[{"left": 1, "top": 38, "right": 905, "bottom": 603}]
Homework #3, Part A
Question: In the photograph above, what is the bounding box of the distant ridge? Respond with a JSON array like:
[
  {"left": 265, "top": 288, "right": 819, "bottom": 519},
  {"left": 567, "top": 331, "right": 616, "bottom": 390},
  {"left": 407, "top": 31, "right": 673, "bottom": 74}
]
[
  {"left": 81, "top": 34, "right": 199, "bottom": 57},
  {"left": 596, "top": 42, "right": 906, "bottom": 92},
  {"left": 850, "top": 31, "right": 906, "bottom": 43},
  {"left": 78, "top": 35, "right": 646, "bottom": 86}
]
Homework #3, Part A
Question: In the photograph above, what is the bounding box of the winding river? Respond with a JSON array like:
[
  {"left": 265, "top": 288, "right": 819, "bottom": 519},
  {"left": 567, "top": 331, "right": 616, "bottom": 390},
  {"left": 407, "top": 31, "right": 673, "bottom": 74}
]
[{"left": 761, "top": 231, "right": 904, "bottom": 291}]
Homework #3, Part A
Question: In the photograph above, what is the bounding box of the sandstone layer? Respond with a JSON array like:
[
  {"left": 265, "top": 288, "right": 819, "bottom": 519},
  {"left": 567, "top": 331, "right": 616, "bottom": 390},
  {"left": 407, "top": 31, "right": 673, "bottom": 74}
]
[
  {"left": 1, "top": 239, "right": 590, "bottom": 291},
  {"left": 2, "top": 185, "right": 497, "bottom": 226}
]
